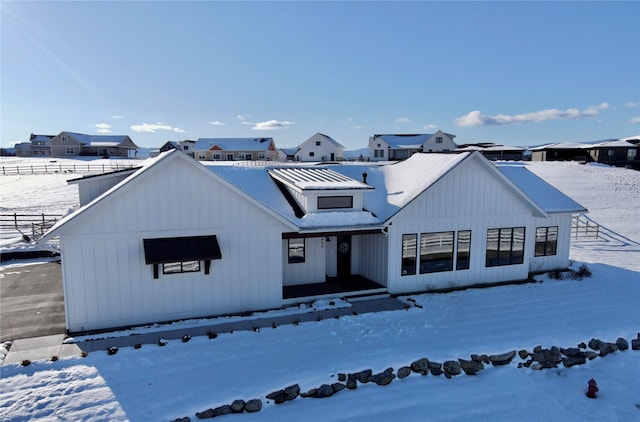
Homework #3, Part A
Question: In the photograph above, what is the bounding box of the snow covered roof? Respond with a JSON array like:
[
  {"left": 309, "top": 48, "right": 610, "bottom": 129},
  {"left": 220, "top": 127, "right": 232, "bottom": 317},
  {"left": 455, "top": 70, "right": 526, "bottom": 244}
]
[
  {"left": 591, "top": 139, "right": 638, "bottom": 148},
  {"left": 279, "top": 147, "right": 300, "bottom": 155},
  {"left": 456, "top": 145, "right": 526, "bottom": 152},
  {"left": 375, "top": 134, "right": 433, "bottom": 149},
  {"left": 268, "top": 167, "right": 372, "bottom": 191},
  {"left": 194, "top": 138, "right": 274, "bottom": 151},
  {"left": 529, "top": 142, "right": 593, "bottom": 151},
  {"left": 63, "top": 132, "right": 132, "bottom": 146},
  {"left": 497, "top": 164, "right": 587, "bottom": 214},
  {"left": 306, "top": 133, "right": 344, "bottom": 148},
  {"left": 29, "top": 134, "right": 54, "bottom": 143}
]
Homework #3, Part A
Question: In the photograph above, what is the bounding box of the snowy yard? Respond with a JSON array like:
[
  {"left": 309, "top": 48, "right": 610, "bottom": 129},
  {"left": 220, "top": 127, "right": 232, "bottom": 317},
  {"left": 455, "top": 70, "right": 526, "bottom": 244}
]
[{"left": 0, "top": 158, "right": 638, "bottom": 421}]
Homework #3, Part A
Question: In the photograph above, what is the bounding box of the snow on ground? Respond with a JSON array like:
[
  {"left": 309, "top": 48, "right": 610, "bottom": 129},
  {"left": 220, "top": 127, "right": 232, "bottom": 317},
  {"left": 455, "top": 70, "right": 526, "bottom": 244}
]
[{"left": 0, "top": 160, "right": 639, "bottom": 421}]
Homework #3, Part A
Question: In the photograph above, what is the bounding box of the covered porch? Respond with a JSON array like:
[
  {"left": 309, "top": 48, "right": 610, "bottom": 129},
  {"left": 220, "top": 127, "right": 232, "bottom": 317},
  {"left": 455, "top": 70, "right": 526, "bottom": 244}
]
[{"left": 283, "top": 274, "right": 386, "bottom": 302}]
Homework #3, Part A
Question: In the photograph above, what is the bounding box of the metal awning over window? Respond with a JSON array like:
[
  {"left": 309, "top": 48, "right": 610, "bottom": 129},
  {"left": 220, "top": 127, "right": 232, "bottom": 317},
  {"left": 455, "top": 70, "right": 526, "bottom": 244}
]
[
  {"left": 143, "top": 235, "right": 222, "bottom": 264},
  {"left": 143, "top": 235, "right": 221, "bottom": 278}
]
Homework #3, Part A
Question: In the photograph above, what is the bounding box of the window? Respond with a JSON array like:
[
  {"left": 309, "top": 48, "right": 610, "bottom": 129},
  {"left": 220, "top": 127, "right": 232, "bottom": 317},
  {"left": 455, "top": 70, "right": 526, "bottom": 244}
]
[
  {"left": 163, "top": 260, "right": 200, "bottom": 274},
  {"left": 318, "top": 196, "right": 353, "bottom": 209},
  {"left": 245, "top": 153, "right": 252, "bottom": 160},
  {"left": 456, "top": 230, "right": 471, "bottom": 270},
  {"left": 238, "top": 152, "right": 246, "bottom": 160},
  {"left": 401, "top": 234, "right": 417, "bottom": 275},
  {"left": 436, "top": 137, "right": 443, "bottom": 144},
  {"left": 212, "top": 153, "right": 222, "bottom": 160},
  {"left": 373, "top": 150, "right": 379, "bottom": 158},
  {"left": 62, "top": 136, "right": 68, "bottom": 142},
  {"left": 628, "top": 149, "right": 637, "bottom": 161},
  {"left": 419, "top": 231, "right": 454, "bottom": 273},
  {"left": 288, "top": 238, "right": 305, "bottom": 263},
  {"left": 226, "top": 153, "right": 234, "bottom": 160},
  {"left": 197, "top": 153, "right": 206, "bottom": 160},
  {"left": 309, "top": 152, "right": 315, "bottom": 157},
  {"left": 486, "top": 227, "right": 525, "bottom": 267},
  {"left": 316, "top": 141, "right": 321, "bottom": 146},
  {"left": 259, "top": 152, "right": 266, "bottom": 159},
  {"left": 66, "top": 147, "right": 75, "bottom": 155},
  {"left": 535, "top": 226, "right": 558, "bottom": 257}
]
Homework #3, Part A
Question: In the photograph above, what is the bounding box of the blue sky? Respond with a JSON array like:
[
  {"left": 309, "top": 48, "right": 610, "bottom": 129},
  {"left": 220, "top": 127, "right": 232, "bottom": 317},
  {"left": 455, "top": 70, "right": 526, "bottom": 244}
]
[{"left": 1, "top": 1, "right": 638, "bottom": 150}]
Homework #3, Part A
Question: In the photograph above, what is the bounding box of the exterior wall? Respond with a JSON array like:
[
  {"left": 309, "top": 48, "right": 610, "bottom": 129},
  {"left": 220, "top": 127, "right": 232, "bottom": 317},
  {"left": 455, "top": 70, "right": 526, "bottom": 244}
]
[
  {"left": 75, "top": 172, "right": 137, "bottom": 206},
  {"left": 296, "top": 134, "right": 344, "bottom": 162},
  {"left": 356, "top": 233, "right": 388, "bottom": 286},
  {"left": 422, "top": 131, "right": 457, "bottom": 152},
  {"left": 50, "top": 135, "right": 82, "bottom": 157},
  {"left": 385, "top": 156, "right": 556, "bottom": 294},
  {"left": 368, "top": 138, "right": 390, "bottom": 162},
  {"left": 56, "top": 155, "right": 289, "bottom": 332},
  {"left": 195, "top": 149, "right": 278, "bottom": 161},
  {"left": 529, "top": 213, "right": 574, "bottom": 273},
  {"left": 282, "top": 237, "right": 325, "bottom": 286}
]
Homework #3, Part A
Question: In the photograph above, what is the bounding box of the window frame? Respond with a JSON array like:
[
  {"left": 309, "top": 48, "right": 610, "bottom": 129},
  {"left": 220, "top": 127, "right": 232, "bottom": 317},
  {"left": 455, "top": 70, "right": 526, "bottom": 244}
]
[
  {"left": 162, "top": 260, "right": 201, "bottom": 274},
  {"left": 419, "top": 231, "right": 454, "bottom": 274},
  {"left": 288, "top": 238, "right": 305, "bottom": 264},
  {"left": 485, "top": 227, "right": 526, "bottom": 267},
  {"left": 456, "top": 230, "right": 472, "bottom": 270},
  {"left": 401, "top": 234, "right": 418, "bottom": 276},
  {"left": 317, "top": 196, "right": 353, "bottom": 210},
  {"left": 535, "top": 226, "right": 558, "bottom": 257}
]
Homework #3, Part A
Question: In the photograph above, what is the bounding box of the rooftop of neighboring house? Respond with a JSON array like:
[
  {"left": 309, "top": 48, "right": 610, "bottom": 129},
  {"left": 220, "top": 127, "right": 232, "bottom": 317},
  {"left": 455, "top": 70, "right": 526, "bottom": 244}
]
[{"left": 194, "top": 137, "right": 274, "bottom": 151}]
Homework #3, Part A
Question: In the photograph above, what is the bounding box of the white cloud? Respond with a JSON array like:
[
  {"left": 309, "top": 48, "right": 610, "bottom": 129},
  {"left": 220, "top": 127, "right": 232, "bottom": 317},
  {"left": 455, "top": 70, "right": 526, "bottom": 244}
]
[
  {"left": 95, "top": 123, "right": 112, "bottom": 133},
  {"left": 112, "top": 115, "right": 124, "bottom": 119},
  {"left": 455, "top": 103, "right": 610, "bottom": 127},
  {"left": 421, "top": 124, "right": 437, "bottom": 130},
  {"left": 130, "top": 122, "right": 185, "bottom": 133},
  {"left": 237, "top": 114, "right": 249, "bottom": 121},
  {"left": 252, "top": 120, "right": 295, "bottom": 130},
  {"left": 395, "top": 117, "right": 411, "bottom": 123},
  {"left": 630, "top": 116, "right": 640, "bottom": 124},
  {"left": 208, "top": 121, "right": 225, "bottom": 126},
  {"left": 624, "top": 102, "right": 638, "bottom": 108},
  {"left": 351, "top": 125, "right": 363, "bottom": 130}
]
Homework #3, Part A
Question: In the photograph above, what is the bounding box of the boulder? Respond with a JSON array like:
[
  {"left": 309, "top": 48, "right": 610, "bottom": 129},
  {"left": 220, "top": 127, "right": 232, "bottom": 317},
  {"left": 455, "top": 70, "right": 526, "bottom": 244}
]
[
  {"left": 518, "top": 350, "right": 529, "bottom": 360},
  {"left": 338, "top": 373, "right": 347, "bottom": 382},
  {"left": 410, "top": 358, "right": 430, "bottom": 375},
  {"left": 562, "top": 355, "right": 587, "bottom": 367},
  {"left": 331, "top": 383, "right": 346, "bottom": 393},
  {"left": 616, "top": 337, "right": 629, "bottom": 351},
  {"left": 315, "top": 384, "right": 335, "bottom": 398},
  {"left": 244, "top": 399, "right": 262, "bottom": 413},
  {"left": 171, "top": 418, "right": 190, "bottom": 422},
  {"left": 266, "top": 390, "right": 285, "bottom": 404},
  {"left": 561, "top": 347, "right": 583, "bottom": 357},
  {"left": 284, "top": 384, "right": 300, "bottom": 402},
  {"left": 354, "top": 369, "right": 372, "bottom": 383},
  {"left": 489, "top": 350, "right": 516, "bottom": 366},
  {"left": 531, "top": 348, "right": 562, "bottom": 369},
  {"left": 230, "top": 400, "right": 245, "bottom": 413},
  {"left": 428, "top": 361, "right": 443, "bottom": 376},
  {"left": 632, "top": 339, "right": 640, "bottom": 351},
  {"left": 588, "top": 338, "right": 600, "bottom": 350},
  {"left": 370, "top": 368, "right": 395, "bottom": 386},
  {"left": 346, "top": 374, "right": 358, "bottom": 389},
  {"left": 397, "top": 366, "right": 412, "bottom": 379},
  {"left": 470, "top": 354, "right": 483, "bottom": 363},
  {"left": 443, "top": 360, "right": 461, "bottom": 376},
  {"left": 459, "top": 358, "right": 484, "bottom": 375}
]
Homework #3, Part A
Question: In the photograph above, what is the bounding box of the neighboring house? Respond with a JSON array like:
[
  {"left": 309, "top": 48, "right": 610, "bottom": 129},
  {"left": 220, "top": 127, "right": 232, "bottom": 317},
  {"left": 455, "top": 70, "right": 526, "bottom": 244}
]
[
  {"left": 586, "top": 138, "right": 639, "bottom": 170},
  {"left": 49, "top": 131, "right": 138, "bottom": 158},
  {"left": 150, "top": 140, "right": 196, "bottom": 158},
  {"left": 14, "top": 142, "right": 32, "bottom": 157},
  {"left": 278, "top": 147, "right": 300, "bottom": 162},
  {"left": 14, "top": 134, "right": 55, "bottom": 157},
  {"left": 456, "top": 143, "right": 527, "bottom": 161},
  {"left": 368, "top": 130, "right": 457, "bottom": 161},
  {"left": 529, "top": 142, "right": 593, "bottom": 163},
  {"left": 295, "top": 133, "right": 344, "bottom": 162},
  {"left": 193, "top": 138, "right": 278, "bottom": 161},
  {"left": 40, "top": 150, "right": 586, "bottom": 333}
]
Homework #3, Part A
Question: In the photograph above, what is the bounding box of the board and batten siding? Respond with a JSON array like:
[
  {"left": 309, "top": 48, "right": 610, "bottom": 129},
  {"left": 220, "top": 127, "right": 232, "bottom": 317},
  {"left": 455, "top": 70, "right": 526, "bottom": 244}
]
[
  {"left": 529, "top": 213, "right": 574, "bottom": 273},
  {"left": 57, "top": 155, "right": 290, "bottom": 332},
  {"left": 386, "top": 156, "right": 545, "bottom": 294},
  {"left": 356, "top": 233, "right": 388, "bottom": 286},
  {"left": 283, "top": 237, "right": 325, "bottom": 286}
]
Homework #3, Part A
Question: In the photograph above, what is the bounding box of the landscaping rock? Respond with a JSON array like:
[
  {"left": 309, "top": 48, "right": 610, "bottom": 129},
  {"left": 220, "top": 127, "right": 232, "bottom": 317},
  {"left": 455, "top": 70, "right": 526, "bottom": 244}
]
[
  {"left": 428, "top": 361, "right": 443, "bottom": 376},
  {"left": 354, "top": 369, "right": 372, "bottom": 383},
  {"left": 518, "top": 349, "right": 529, "bottom": 360},
  {"left": 231, "top": 400, "right": 245, "bottom": 413},
  {"left": 195, "top": 405, "right": 232, "bottom": 419},
  {"left": 284, "top": 384, "right": 300, "bottom": 401},
  {"left": 562, "top": 355, "right": 587, "bottom": 367},
  {"left": 560, "top": 347, "right": 583, "bottom": 357},
  {"left": 470, "top": 354, "right": 483, "bottom": 363},
  {"left": 489, "top": 350, "right": 516, "bottom": 366},
  {"left": 531, "top": 348, "right": 562, "bottom": 369},
  {"left": 266, "top": 390, "right": 285, "bottom": 404},
  {"left": 616, "top": 337, "right": 629, "bottom": 351},
  {"left": 578, "top": 342, "right": 587, "bottom": 349},
  {"left": 632, "top": 339, "right": 640, "bottom": 351},
  {"left": 586, "top": 351, "right": 598, "bottom": 360},
  {"left": 331, "top": 383, "right": 346, "bottom": 393},
  {"left": 315, "top": 384, "right": 335, "bottom": 398},
  {"left": 171, "top": 418, "right": 190, "bottom": 422},
  {"left": 459, "top": 358, "right": 484, "bottom": 375},
  {"left": 588, "top": 338, "right": 600, "bottom": 350},
  {"left": 338, "top": 373, "right": 347, "bottom": 382},
  {"left": 397, "top": 366, "right": 411, "bottom": 379},
  {"left": 410, "top": 358, "right": 430, "bottom": 375},
  {"left": 370, "top": 368, "right": 395, "bottom": 386},
  {"left": 244, "top": 399, "right": 262, "bottom": 413},
  {"left": 346, "top": 374, "right": 357, "bottom": 389},
  {"left": 443, "top": 360, "right": 461, "bottom": 376}
]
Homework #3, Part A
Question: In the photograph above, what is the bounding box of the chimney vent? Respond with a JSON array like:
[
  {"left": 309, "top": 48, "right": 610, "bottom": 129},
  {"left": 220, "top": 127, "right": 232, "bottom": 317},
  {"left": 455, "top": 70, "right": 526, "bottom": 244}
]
[{"left": 362, "top": 171, "right": 368, "bottom": 184}]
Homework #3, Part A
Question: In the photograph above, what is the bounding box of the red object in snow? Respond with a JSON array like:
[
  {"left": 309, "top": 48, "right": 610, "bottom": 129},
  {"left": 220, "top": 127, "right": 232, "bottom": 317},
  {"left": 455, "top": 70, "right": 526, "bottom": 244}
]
[{"left": 586, "top": 378, "right": 598, "bottom": 398}]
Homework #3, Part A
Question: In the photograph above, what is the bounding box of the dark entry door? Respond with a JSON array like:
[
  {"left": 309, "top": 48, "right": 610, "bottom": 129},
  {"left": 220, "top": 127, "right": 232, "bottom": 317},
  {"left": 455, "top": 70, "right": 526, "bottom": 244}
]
[{"left": 337, "top": 235, "right": 351, "bottom": 279}]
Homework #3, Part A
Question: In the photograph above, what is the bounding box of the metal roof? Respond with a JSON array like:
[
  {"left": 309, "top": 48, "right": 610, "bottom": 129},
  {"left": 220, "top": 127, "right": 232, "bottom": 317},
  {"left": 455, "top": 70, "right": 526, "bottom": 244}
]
[{"left": 268, "top": 167, "right": 372, "bottom": 191}]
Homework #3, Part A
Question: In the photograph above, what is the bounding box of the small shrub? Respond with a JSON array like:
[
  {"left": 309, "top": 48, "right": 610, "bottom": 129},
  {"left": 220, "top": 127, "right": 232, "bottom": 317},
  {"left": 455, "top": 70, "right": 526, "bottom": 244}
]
[
  {"left": 107, "top": 347, "right": 118, "bottom": 355},
  {"left": 21, "top": 359, "right": 31, "bottom": 367},
  {"left": 572, "top": 264, "right": 592, "bottom": 280},
  {"left": 334, "top": 315, "right": 340, "bottom": 320},
  {"left": 134, "top": 343, "right": 142, "bottom": 349},
  {"left": 182, "top": 335, "right": 191, "bottom": 343},
  {"left": 207, "top": 330, "right": 217, "bottom": 339},
  {"left": 50, "top": 356, "right": 58, "bottom": 362},
  {"left": 548, "top": 269, "right": 563, "bottom": 280},
  {"left": 293, "top": 318, "right": 300, "bottom": 326},
  {"left": 252, "top": 326, "right": 260, "bottom": 332},
  {"left": 272, "top": 321, "right": 278, "bottom": 329},
  {"left": 80, "top": 351, "right": 88, "bottom": 358}
]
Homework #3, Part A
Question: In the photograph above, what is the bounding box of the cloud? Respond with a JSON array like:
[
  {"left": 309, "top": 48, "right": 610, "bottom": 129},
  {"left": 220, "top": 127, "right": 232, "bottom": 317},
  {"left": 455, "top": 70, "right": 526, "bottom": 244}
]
[
  {"left": 95, "top": 123, "right": 112, "bottom": 133},
  {"left": 237, "top": 114, "right": 249, "bottom": 121},
  {"left": 112, "top": 115, "right": 125, "bottom": 119},
  {"left": 130, "top": 122, "right": 185, "bottom": 133},
  {"left": 208, "top": 121, "right": 225, "bottom": 126},
  {"left": 252, "top": 120, "right": 295, "bottom": 130},
  {"left": 630, "top": 116, "right": 640, "bottom": 124},
  {"left": 624, "top": 102, "right": 638, "bottom": 108},
  {"left": 422, "top": 124, "right": 437, "bottom": 130},
  {"left": 395, "top": 117, "right": 411, "bottom": 123},
  {"left": 455, "top": 103, "right": 610, "bottom": 127}
]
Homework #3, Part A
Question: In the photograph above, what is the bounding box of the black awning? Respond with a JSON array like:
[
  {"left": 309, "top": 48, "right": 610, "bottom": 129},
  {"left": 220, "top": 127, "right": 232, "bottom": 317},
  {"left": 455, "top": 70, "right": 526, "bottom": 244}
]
[{"left": 143, "top": 235, "right": 222, "bottom": 264}]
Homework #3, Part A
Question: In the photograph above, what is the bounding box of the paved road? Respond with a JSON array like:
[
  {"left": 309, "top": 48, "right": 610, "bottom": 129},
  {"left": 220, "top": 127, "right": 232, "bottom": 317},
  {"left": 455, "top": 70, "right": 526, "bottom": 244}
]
[{"left": 0, "top": 261, "right": 66, "bottom": 342}]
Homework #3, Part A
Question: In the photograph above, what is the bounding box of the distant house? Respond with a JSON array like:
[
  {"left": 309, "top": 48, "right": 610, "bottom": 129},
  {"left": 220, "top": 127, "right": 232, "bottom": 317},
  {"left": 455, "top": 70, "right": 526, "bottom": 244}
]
[
  {"left": 529, "top": 142, "right": 592, "bottom": 163},
  {"left": 587, "top": 138, "right": 639, "bottom": 170},
  {"left": 278, "top": 147, "right": 300, "bottom": 162},
  {"left": 14, "top": 142, "right": 33, "bottom": 157},
  {"left": 150, "top": 140, "right": 196, "bottom": 158},
  {"left": 49, "top": 131, "right": 138, "bottom": 158},
  {"left": 41, "top": 150, "right": 586, "bottom": 333},
  {"left": 14, "top": 134, "right": 55, "bottom": 157},
  {"left": 456, "top": 143, "right": 527, "bottom": 161},
  {"left": 294, "top": 133, "right": 344, "bottom": 162},
  {"left": 193, "top": 138, "right": 278, "bottom": 161},
  {"left": 368, "top": 130, "right": 457, "bottom": 161}
]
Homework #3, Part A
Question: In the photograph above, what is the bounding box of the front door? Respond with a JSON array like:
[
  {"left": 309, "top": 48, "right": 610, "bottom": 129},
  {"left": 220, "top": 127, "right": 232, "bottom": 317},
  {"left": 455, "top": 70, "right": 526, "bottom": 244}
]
[{"left": 337, "top": 235, "right": 351, "bottom": 279}]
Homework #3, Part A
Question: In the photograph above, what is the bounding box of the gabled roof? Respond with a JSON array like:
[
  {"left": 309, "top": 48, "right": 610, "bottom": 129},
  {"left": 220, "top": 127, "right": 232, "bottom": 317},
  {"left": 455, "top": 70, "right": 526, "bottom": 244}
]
[
  {"left": 529, "top": 142, "right": 593, "bottom": 151},
  {"left": 194, "top": 138, "right": 274, "bottom": 151},
  {"left": 497, "top": 164, "right": 587, "bottom": 213},
  {"left": 374, "top": 134, "right": 433, "bottom": 149},
  {"left": 268, "top": 167, "right": 372, "bottom": 191},
  {"left": 590, "top": 139, "right": 638, "bottom": 148},
  {"left": 60, "top": 132, "right": 133, "bottom": 147},
  {"left": 30, "top": 134, "right": 54, "bottom": 143},
  {"left": 303, "top": 133, "right": 344, "bottom": 148}
]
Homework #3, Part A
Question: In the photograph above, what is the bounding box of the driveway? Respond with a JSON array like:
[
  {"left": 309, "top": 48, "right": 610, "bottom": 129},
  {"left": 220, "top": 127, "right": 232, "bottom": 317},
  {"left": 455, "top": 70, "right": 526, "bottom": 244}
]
[{"left": 0, "top": 261, "right": 65, "bottom": 342}]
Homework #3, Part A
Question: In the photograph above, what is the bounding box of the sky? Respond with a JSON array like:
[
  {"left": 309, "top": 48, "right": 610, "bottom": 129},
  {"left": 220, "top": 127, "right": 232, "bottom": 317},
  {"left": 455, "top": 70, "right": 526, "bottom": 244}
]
[{"left": 1, "top": 1, "right": 639, "bottom": 150}]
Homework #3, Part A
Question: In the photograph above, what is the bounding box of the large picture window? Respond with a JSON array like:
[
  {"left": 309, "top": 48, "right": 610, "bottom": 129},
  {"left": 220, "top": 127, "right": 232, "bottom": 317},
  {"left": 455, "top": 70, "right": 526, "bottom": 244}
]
[
  {"left": 419, "top": 231, "right": 454, "bottom": 273},
  {"left": 535, "top": 226, "right": 558, "bottom": 257},
  {"left": 456, "top": 230, "right": 471, "bottom": 270},
  {"left": 288, "top": 238, "right": 305, "bottom": 263},
  {"left": 401, "top": 234, "right": 417, "bottom": 275},
  {"left": 486, "top": 227, "right": 525, "bottom": 267}
]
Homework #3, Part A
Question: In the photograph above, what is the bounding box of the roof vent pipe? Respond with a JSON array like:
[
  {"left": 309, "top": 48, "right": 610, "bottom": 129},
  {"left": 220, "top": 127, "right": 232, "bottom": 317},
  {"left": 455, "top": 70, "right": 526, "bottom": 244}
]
[{"left": 362, "top": 171, "right": 368, "bottom": 184}]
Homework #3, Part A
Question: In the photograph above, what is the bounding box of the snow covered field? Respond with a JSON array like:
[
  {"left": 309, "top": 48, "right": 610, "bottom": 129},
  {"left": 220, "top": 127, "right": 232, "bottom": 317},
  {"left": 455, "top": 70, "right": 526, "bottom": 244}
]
[{"left": 0, "top": 158, "right": 638, "bottom": 421}]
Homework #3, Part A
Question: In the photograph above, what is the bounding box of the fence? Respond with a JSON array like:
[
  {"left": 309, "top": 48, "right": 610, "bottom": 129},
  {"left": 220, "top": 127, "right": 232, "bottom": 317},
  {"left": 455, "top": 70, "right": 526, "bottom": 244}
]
[
  {"left": 0, "top": 213, "right": 62, "bottom": 240},
  {"left": 571, "top": 214, "right": 599, "bottom": 239},
  {"left": 1, "top": 163, "right": 138, "bottom": 176}
]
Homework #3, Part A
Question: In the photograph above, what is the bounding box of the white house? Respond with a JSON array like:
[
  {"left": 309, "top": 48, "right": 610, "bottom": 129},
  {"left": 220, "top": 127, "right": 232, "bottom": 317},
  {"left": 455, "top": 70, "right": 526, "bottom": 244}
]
[
  {"left": 368, "top": 130, "right": 457, "bottom": 161},
  {"left": 294, "top": 133, "right": 344, "bottom": 162},
  {"left": 40, "top": 150, "right": 586, "bottom": 333}
]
